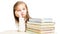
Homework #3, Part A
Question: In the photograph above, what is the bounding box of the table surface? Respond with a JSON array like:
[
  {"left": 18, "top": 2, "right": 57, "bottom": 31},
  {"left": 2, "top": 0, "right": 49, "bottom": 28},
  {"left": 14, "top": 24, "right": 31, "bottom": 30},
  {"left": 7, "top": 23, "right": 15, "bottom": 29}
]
[{"left": 0, "top": 30, "right": 38, "bottom": 34}]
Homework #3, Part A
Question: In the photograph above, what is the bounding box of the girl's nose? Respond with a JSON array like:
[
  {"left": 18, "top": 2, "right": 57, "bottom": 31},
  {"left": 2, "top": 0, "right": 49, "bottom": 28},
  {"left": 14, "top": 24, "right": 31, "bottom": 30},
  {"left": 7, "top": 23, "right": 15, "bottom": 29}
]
[{"left": 21, "top": 11, "right": 24, "bottom": 14}]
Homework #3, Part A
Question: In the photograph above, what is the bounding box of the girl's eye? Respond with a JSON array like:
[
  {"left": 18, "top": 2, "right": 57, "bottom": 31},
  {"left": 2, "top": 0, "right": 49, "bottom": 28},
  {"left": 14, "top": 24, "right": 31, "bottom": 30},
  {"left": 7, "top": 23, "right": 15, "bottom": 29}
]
[
  {"left": 17, "top": 10, "right": 21, "bottom": 11},
  {"left": 23, "top": 8, "right": 25, "bottom": 10}
]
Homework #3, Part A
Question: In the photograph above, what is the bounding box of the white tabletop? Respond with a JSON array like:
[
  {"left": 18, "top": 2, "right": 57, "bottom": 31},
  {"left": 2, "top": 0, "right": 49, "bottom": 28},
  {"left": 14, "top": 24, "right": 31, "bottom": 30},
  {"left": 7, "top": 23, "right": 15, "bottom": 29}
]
[{"left": 0, "top": 30, "right": 31, "bottom": 34}]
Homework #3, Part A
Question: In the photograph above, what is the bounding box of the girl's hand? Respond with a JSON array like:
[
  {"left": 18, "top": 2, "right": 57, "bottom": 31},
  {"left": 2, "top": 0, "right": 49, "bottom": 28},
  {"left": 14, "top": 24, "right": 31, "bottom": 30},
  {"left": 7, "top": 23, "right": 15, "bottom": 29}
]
[{"left": 17, "top": 11, "right": 23, "bottom": 18}]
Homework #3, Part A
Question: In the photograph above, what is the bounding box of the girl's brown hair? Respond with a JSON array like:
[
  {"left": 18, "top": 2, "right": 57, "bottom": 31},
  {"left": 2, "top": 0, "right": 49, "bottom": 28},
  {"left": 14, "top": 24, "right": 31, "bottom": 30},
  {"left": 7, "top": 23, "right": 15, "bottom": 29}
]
[{"left": 13, "top": 1, "right": 30, "bottom": 23}]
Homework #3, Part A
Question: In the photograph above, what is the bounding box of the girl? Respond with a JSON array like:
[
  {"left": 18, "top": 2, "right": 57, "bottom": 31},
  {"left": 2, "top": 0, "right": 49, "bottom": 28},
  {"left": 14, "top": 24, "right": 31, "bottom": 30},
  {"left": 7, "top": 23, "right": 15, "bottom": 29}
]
[{"left": 13, "top": 1, "right": 30, "bottom": 32}]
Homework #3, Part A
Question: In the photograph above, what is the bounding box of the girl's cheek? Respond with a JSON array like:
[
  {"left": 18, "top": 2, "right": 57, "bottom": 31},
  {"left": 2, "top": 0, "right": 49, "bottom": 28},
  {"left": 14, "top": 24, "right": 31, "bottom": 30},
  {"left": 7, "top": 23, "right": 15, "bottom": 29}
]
[{"left": 23, "top": 10, "right": 27, "bottom": 14}]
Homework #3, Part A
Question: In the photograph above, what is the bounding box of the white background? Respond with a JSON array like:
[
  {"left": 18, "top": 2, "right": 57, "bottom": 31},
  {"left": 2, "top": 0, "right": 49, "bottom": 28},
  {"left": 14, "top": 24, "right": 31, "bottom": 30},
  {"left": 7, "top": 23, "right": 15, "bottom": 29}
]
[{"left": 0, "top": 0, "right": 60, "bottom": 34}]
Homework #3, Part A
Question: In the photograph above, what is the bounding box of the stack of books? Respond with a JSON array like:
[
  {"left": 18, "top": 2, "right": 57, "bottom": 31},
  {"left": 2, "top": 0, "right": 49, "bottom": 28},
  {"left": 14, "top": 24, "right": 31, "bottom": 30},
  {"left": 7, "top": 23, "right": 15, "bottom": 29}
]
[{"left": 27, "top": 18, "right": 54, "bottom": 34}]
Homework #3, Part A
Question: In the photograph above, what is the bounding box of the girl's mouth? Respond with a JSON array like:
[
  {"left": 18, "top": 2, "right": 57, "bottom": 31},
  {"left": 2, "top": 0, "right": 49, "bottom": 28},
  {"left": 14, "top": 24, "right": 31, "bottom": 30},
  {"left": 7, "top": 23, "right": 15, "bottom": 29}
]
[{"left": 21, "top": 14, "right": 24, "bottom": 15}]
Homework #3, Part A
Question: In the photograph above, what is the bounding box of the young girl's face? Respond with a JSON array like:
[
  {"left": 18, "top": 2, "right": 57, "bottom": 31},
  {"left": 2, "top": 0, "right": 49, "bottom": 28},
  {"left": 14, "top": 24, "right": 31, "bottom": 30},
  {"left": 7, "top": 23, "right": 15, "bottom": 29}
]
[{"left": 15, "top": 4, "right": 27, "bottom": 18}]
